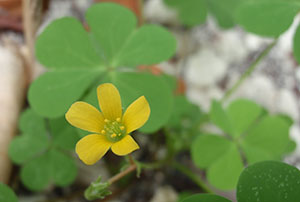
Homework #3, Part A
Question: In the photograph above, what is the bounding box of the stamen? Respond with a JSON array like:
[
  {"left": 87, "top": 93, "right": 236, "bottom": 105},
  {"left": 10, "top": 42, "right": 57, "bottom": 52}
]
[
  {"left": 118, "top": 133, "right": 121, "bottom": 136},
  {"left": 111, "top": 133, "right": 117, "bottom": 138},
  {"left": 101, "top": 130, "right": 106, "bottom": 134},
  {"left": 120, "top": 126, "right": 125, "bottom": 130}
]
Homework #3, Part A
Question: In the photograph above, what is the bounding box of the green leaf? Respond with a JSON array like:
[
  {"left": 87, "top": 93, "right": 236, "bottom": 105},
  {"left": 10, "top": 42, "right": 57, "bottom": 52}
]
[
  {"left": 242, "top": 115, "right": 290, "bottom": 158},
  {"left": 115, "top": 25, "right": 176, "bottom": 67},
  {"left": 164, "top": 0, "right": 207, "bottom": 26},
  {"left": 18, "top": 108, "right": 46, "bottom": 136},
  {"left": 208, "top": 0, "right": 241, "bottom": 29},
  {"left": 293, "top": 24, "right": 300, "bottom": 64},
  {"left": 49, "top": 117, "right": 79, "bottom": 150},
  {"left": 84, "top": 176, "right": 112, "bottom": 200},
  {"left": 207, "top": 144, "right": 244, "bottom": 190},
  {"left": 28, "top": 69, "right": 102, "bottom": 118},
  {"left": 0, "top": 183, "right": 18, "bottom": 202},
  {"left": 235, "top": 1, "right": 300, "bottom": 37},
  {"left": 9, "top": 134, "right": 48, "bottom": 164},
  {"left": 180, "top": 193, "right": 231, "bottom": 202},
  {"left": 237, "top": 161, "right": 300, "bottom": 202},
  {"left": 191, "top": 134, "right": 231, "bottom": 169},
  {"left": 21, "top": 153, "right": 51, "bottom": 191},
  {"left": 50, "top": 149, "right": 77, "bottom": 186},
  {"left": 226, "top": 99, "right": 263, "bottom": 136},
  {"left": 86, "top": 3, "right": 136, "bottom": 65},
  {"left": 240, "top": 142, "right": 274, "bottom": 165},
  {"left": 210, "top": 100, "right": 234, "bottom": 136},
  {"left": 36, "top": 17, "right": 102, "bottom": 69},
  {"left": 111, "top": 72, "right": 174, "bottom": 133}
]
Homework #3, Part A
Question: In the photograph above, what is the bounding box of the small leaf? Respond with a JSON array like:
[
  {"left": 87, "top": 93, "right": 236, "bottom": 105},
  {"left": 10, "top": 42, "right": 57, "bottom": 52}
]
[
  {"left": 116, "top": 25, "right": 176, "bottom": 67},
  {"left": 49, "top": 117, "right": 79, "bottom": 150},
  {"left": 164, "top": 0, "right": 207, "bottom": 26},
  {"left": 226, "top": 99, "right": 263, "bottom": 136},
  {"left": 28, "top": 69, "right": 103, "bottom": 118},
  {"left": 36, "top": 17, "right": 103, "bottom": 69},
  {"left": 210, "top": 100, "right": 234, "bottom": 136},
  {"left": 242, "top": 115, "right": 290, "bottom": 158},
  {"left": 9, "top": 134, "right": 48, "bottom": 164},
  {"left": 84, "top": 176, "right": 112, "bottom": 200},
  {"left": 0, "top": 183, "right": 18, "bottom": 202},
  {"left": 18, "top": 108, "right": 46, "bottom": 136},
  {"left": 86, "top": 3, "right": 137, "bottom": 65},
  {"left": 235, "top": 1, "right": 300, "bottom": 37},
  {"left": 21, "top": 153, "right": 51, "bottom": 191},
  {"left": 191, "top": 134, "right": 231, "bottom": 169},
  {"left": 50, "top": 149, "right": 77, "bottom": 186},
  {"left": 180, "top": 193, "right": 231, "bottom": 202},
  {"left": 237, "top": 161, "right": 300, "bottom": 202},
  {"left": 207, "top": 144, "right": 244, "bottom": 190}
]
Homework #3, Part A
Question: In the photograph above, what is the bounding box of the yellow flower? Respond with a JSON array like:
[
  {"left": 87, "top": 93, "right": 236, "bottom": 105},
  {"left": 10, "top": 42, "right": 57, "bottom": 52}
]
[{"left": 65, "top": 83, "right": 150, "bottom": 165}]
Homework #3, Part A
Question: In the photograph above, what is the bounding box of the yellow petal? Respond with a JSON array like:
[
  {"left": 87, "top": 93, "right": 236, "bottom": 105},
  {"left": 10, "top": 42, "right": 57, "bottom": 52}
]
[
  {"left": 123, "top": 96, "right": 150, "bottom": 133},
  {"left": 111, "top": 135, "right": 139, "bottom": 156},
  {"left": 97, "top": 83, "right": 122, "bottom": 120},
  {"left": 75, "top": 134, "right": 113, "bottom": 165},
  {"left": 66, "top": 101, "right": 105, "bottom": 133}
]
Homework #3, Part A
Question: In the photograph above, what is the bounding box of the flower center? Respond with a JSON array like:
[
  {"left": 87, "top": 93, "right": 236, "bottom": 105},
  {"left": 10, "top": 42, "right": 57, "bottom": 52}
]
[{"left": 101, "top": 118, "right": 126, "bottom": 142}]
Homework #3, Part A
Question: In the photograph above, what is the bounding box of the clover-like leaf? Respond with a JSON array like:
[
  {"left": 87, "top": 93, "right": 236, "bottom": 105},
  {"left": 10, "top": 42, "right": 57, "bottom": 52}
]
[
  {"left": 207, "top": 144, "right": 244, "bottom": 190},
  {"left": 50, "top": 149, "right": 77, "bottom": 187},
  {"left": 180, "top": 193, "right": 231, "bottom": 202},
  {"left": 164, "top": 0, "right": 207, "bottom": 26},
  {"left": 235, "top": 1, "right": 300, "bottom": 37},
  {"left": 18, "top": 108, "right": 46, "bottom": 136},
  {"left": 191, "top": 134, "right": 231, "bottom": 169},
  {"left": 29, "top": 70, "right": 103, "bottom": 118},
  {"left": 237, "top": 161, "right": 300, "bottom": 202},
  {"left": 0, "top": 183, "right": 18, "bottom": 202}
]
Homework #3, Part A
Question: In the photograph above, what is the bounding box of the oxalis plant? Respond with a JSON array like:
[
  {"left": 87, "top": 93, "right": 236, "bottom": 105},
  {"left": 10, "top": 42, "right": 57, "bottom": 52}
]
[{"left": 3, "top": 1, "right": 300, "bottom": 202}]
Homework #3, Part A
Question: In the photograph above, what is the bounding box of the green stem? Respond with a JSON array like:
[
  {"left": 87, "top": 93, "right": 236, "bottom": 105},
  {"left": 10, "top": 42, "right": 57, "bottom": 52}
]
[
  {"left": 172, "top": 161, "right": 213, "bottom": 193},
  {"left": 222, "top": 39, "right": 277, "bottom": 102}
]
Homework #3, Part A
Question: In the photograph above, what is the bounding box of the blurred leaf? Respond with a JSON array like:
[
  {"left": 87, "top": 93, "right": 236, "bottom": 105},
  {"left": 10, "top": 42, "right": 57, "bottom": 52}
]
[
  {"left": 19, "top": 108, "right": 46, "bottom": 136},
  {"left": 235, "top": 1, "right": 300, "bottom": 37},
  {"left": 237, "top": 161, "right": 300, "bottom": 202},
  {"left": 164, "top": 0, "right": 207, "bottom": 26},
  {"left": 180, "top": 193, "right": 231, "bottom": 202},
  {"left": 226, "top": 99, "right": 263, "bottom": 136},
  {"left": 9, "top": 134, "right": 48, "bottom": 164},
  {"left": 243, "top": 115, "right": 290, "bottom": 158},
  {"left": 49, "top": 117, "right": 79, "bottom": 150},
  {"left": 36, "top": 17, "right": 103, "bottom": 69},
  {"left": 29, "top": 70, "right": 102, "bottom": 118},
  {"left": 210, "top": 100, "right": 234, "bottom": 136},
  {"left": 293, "top": 24, "right": 300, "bottom": 65},
  {"left": 240, "top": 142, "right": 274, "bottom": 165},
  {"left": 115, "top": 25, "right": 176, "bottom": 67},
  {"left": 283, "top": 140, "right": 297, "bottom": 154},
  {"left": 207, "top": 144, "right": 244, "bottom": 190},
  {"left": 208, "top": 0, "right": 241, "bottom": 29},
  {"left": 50, "top": 149, "right": 77, "bottom": 186},
  {"left": 21, "top": 153, "right": 51, "bottom": 191},
  {"left": 84, "top": 176, "right": 112, "bottom": 200},
  {"left": 191, "top": 134, "right": 231, "bottom": 169},
  {"left": 0, "top": 183, "right": 18, "bottom": 202}
]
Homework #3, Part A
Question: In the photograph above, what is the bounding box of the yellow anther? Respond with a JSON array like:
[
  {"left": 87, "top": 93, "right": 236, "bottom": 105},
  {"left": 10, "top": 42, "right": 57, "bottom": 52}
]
[
  {"left": 118, "top": 133, "right": 121, "bottom": 136},
  {"left": 104, "top": 119, "right": 109, "bottom": 123},
  {"left": 101, "top": 130, "right": 106, "bottom": 134},
  {"left": 111, "top": 133, "right": 117, "bottom": 138},
  {"left": 120, "top": 126, "right": 125, "bottom": 130},
  {"left": 116, "top": 118, "right": 121, "bottom": 122}
]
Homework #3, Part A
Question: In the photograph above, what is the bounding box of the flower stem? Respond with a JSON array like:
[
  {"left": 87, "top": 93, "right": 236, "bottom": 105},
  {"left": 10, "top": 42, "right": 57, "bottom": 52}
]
[
  {"left": 172, "top": 161, "right": 213, "bottom": 193},
  {"left": 221, "top": 39, "right": 277, "bottom": 102},
  {"left": 108, "top": 164, "right": 137, "bottom": 185}
]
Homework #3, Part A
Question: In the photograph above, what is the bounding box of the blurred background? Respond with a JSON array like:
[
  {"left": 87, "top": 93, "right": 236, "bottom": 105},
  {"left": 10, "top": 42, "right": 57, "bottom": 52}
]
[{"left": 0, "top": 0, "right": 300, "bottom": 201}]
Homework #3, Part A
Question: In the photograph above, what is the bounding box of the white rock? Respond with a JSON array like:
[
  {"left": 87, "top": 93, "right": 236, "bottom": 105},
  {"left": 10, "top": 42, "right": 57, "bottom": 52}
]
[
  {"left": 185, "top": 49, "right": 227, "bottom": 87},
  {"left": 143, "top": 0, "right": 178, "bottom": 25},
  {"left": 243, "top": 33, "right": 271, "bottom": 52},
  {"left": 274, "top": 89, "right": 299, "bottom": 121},
  {"left": 150, "top": 186, "right": 178, "bottom": 202}
]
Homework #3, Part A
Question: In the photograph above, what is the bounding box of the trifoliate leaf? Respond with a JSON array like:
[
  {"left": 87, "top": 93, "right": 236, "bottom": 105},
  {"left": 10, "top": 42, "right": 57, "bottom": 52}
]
[
  {"left": 36, "top": 17, "right": 103, "bottom": 69},
  {"left": 237, "top": 161, "right": 300, "bottom": 202},
  {"left": 28, "top": 69, "right": 103, "bottom": 118},
  {"left": 235, "top": 1, "right": 300, "bottom": 37},
  {"left": 191, "top": 134, "right": 231, "bottom": 169}
]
